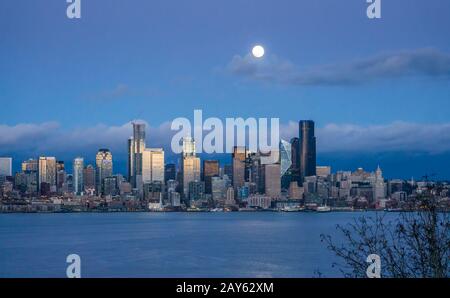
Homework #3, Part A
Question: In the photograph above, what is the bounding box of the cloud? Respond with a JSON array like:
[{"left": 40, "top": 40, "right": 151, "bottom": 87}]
[
  {"left": 228, "top": 48, "right": 450, "bottom": 85},
  {"left": 281, "top": 121, "right": 450, "bottom": 154},
  {"left": 0, "top": 121, "right": 175, "bottom": 160},
  {"left": 2, "top": 120, "right": 450, "bottom": 163}
]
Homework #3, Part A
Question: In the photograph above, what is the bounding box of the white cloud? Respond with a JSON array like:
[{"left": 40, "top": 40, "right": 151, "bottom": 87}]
[
  {"left": 281, "top": 121, "right": 450, "bottom": 154},
  {"left": 228, "top": 48, "right": 450, "bottom": 86},
  {"left": 1, "top": 120, "right": 450, "bottom": 160}
]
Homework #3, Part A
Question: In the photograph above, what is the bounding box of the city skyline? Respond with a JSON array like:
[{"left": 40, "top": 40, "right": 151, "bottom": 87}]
[{"left": 2, "top": 117, "right": 448, "bottom": 215}]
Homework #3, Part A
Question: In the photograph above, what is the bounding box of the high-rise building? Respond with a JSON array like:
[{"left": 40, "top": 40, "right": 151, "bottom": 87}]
[
  {"left": 232, "top": 146, "right": 246, "bottom": 192},
  {"left": 279, "top": 140, "right": 292, "bottom": 176},
  {"left": 56, "top": 161, "right": 65, "bottom": 191},
  {"left": 265, "top": 163, "right": 281, "bottom": 199},
  {"left": 73, "top": 157, "right": 84, "bottom": 195},
  {"left": 96, "top": 149, "right": 113, "bottom": 195},
  {"left": 299, "top": 120, "right": 316, "bottom": 182},
  {"left": 202, "top": 160, "right": 219, "bottom": 194},
  {"left": 143, "top": 148, "right": 165, "bottom": 183},
  {"left": 128, "top": 122, "right": 146, "bottom": 189},
  {"left": 182, "top": 137, "right": 196, "bottom": 157},
  {"left": 290, "top": 137, "right": 300, "bottom": 172},
  {"left": 103, "top": 176, "right": 118, "bottom": 196},
  {"left": 83, "top": 164, "right": 95, "bottom": 191},
  {"left": 224, "top": 164, "right": 233, "bottom": 181},
  {"left": 189, "top": 180, "right": 205, "bottom": 201},
  {"left": 0, "top": 157, "right": 12, "bottom": 176},
  {"left": 164, "top": 164, "right": 176, "bottom": 183},
  {"left": 22, "top": 159, "right": 38, "bottom": 172},
  {"left": 181, "top": 137, "right": 200, "bottom": 198},
  {"left": 38, "top": 157, "right": 56, "bottom": 191},
  {"left": 211, "top": 176, "right": 228, "bottom": 201},
  {"left": 373, "top": 165, "right": 386, "bottom": 201},
  {"left": 316, "top": 166, "right": 331, "bottom": 178}
]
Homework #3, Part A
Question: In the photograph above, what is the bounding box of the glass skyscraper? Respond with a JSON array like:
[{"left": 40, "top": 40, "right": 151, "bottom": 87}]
[
  {"left": 96, "top": 149, "right": 113, "bottom": 195},
  {"left": 0, "top": 157, "right": 12, "bottom": 177},
  {"left": 143, "top": 148, "right": 165, "bottom": 183},
  {"left": 128, "top": 122, "right": 146, "bottom": 190},
  {"left": 73, "top": 157, "right": 84, "bottom": 195},
  {"left": 38, "top": 157, "right": 57, "bottom": 190},
  {"left": 279, "top": 140, "right": 292, "bottom": 177},
  {"left": 299, "top": 120, "right": 316, "bottom": 182},
  {"left": 181, "top": 137, "right": 200, "bottom": 198}
]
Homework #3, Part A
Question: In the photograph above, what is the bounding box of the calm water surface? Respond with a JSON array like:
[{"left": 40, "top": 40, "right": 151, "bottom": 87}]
[{"left": 0, "top": 212, "right": 382, "bottom": 277}]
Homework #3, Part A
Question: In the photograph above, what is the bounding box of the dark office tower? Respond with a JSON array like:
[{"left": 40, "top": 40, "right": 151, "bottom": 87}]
[
  {"left": 56, "top": 161, "right": 65, "bottom": 172},
  {"left": 299, "top": 120, "right": 316, "bottom": 182},
  {"left": 290, "top": 138, "right": 300, "bottom": 172},
  {"left": 83, "top": 164, "right": 95, "bottom": 191},
  {"left": 202, "top": 160, "right": 219, "bottom": 194},
  {"left": 128, "top": 122, "right": 146, "bottom": 189},
  {"left": 56, "top": 161, "right": 66, "bottom": 191},
  {"left": 224, "top": 164, "right": 233, "bottom": 181},
  {"left": 164, "top": 163, "right": 176, "bottom": 183},
  {"left": 290, "top": 137, "right": 300, "bottom": 186},
  {"left": 232, "top": 146, "right": 246, "bottom": 192}
]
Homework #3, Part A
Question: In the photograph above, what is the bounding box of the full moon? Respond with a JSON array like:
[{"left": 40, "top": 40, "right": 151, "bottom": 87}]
[{"left": 252, "top": 45, "right": 265, "bottom": 58}]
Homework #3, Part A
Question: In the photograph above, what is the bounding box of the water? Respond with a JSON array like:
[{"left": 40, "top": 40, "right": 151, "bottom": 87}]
[{"left": 0, "top": 212, "right": 377, "bottom": 277}]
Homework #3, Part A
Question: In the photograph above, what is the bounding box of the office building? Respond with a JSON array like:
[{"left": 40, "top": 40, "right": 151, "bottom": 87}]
[
  {"left": 83, "top": 164, "right": 95, "bottom": 191},
  {"left": 280, "top": 140, "right": 292, "bottom": 176},
  {"left": 202, "top": 160, "right": 219, "bottom": 194},
  {"left": 73, "top": 157, "right": 84, "bottom": 195},
  {"left": 164, "top": 163, "right": 176, "bottom": 183},
  {"left": 181, "top": 137, "right": 201, "bottom": 197},
  {"left": 0, "top": 158, "right": 12, "bottom": 177},
  {"left": 264, "top": 163, "right": 281, "bottom": 199},
  {"left": 299, "top": 120, "right": 316, "bottom": 182},
  {"left": 232, "top": 146, "right": 246, "bottom": 192},
  {"left": 316, "top": 166, "right": 331, "bottom": 178},
  {"left": 143, "top": 148, "right": 165, "bottom": 183},
  {"left": 38, "top": 157, "right": 57, "bottom": 191},
  {"left": 128, "top": 122, "right": 146, "bottom": 189},
  {"left": 96, "top": 149, "right": 113, "bottom": 195}
]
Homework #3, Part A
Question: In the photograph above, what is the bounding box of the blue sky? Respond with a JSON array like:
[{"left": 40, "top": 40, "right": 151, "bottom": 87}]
[{"left": 1, "top": 0, "right": 450, "bottom": 179}]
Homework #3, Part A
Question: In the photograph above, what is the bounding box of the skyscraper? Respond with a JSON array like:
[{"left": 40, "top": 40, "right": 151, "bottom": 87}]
[
  {"left": 232, "top": 146, "right": 246, "bottom": 192},
  {"left": 202, "top": 160, "right": 219, "bottom": 194},
  {"left": 279, "top": 140, "right": 292, "bottom": 177},
  {"left": 128, "top": 122, "right": 146, "bottom": 189},
  {"left": 22, "top": 159, "right": 38, "bottom": 172},
  {"left": 56, "top": 161, "right": 66, "bottom": 191},
  {"left": 38, "top": 157, "right": 56, "bottom": 191},
  {"left": 143, "top": 148, "right": 165, "bottom": 183},
  {"left": 164, "top": 164, "right": 176, "bottom": 183},
  {"left": 181, "top": 137, "right": 200, "bottom": 198},
  {"left": 290, "top": 137, "right": 300, "bottom": 172},
  {"left": 83, "top": 164, "right": 96, "bottom": 191},
  {"left": 374, "top": 165, "right": 386, "bottom": 201},
  {"left": 96, "top": 149, "right": 113, "bottom": 195},
  {"left": 299, "top": 120, "right": 316, "bottom": 182},
  {"left": 73, "top": 157, "right": 84, "bottom": 195},
  {"left": 265, "top": 163, "right": 281, "bottom": 199},
  {"left": 0, "top": 157, "right": 12, "bottom": 177}
]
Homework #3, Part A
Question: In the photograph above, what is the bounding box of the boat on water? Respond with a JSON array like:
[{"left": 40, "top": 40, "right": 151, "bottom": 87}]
[
  {"left": 210, "top": 208, "right": 224, "bottom": 212},
  {"left": 280, "top": 206, "right": 305, "bottom": 212},
  {"left": 316, "top": 205, "right": 331, "bottom": 212}
]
